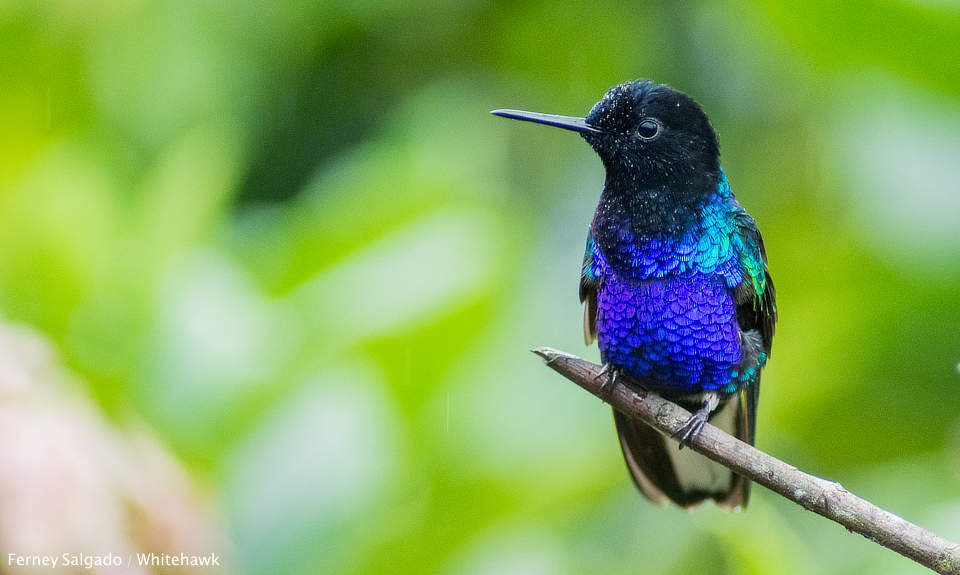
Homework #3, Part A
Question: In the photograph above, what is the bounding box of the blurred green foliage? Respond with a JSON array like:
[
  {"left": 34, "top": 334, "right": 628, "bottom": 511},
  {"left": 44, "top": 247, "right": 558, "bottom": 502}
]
[{"left": 2, "top": 0, "right": 960, "bottom": 573}]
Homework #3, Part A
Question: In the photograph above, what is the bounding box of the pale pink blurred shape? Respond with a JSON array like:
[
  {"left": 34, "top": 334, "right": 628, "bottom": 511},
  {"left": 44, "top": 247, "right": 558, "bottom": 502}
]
[{"left": 0, "top": 323, "right": 233, "bottom": 573}]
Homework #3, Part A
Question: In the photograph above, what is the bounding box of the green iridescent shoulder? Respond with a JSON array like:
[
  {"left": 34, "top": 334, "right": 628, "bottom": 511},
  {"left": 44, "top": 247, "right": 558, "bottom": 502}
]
[{"left": 718, "top": 168, "right": 767, "bottom": 297}]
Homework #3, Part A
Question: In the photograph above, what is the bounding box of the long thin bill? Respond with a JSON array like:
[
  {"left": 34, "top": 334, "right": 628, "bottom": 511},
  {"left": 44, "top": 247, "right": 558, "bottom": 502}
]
[{"left": 490, "top": 109, "right": 600, "bottom": 134}]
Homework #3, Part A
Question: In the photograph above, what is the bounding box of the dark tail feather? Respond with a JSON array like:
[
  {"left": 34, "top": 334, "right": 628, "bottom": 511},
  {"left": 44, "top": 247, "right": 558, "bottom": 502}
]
[{"left": 613, "top": 387, "right": 755, "bottom": 510}]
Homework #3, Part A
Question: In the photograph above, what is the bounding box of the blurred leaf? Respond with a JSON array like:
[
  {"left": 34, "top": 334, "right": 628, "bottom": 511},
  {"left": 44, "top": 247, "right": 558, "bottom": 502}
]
[{"left": 752, "top": 0, "right": 960, "bottom": 97}]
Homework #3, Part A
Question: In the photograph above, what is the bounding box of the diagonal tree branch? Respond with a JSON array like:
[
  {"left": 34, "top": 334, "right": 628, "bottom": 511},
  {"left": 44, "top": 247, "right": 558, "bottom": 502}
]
[{"left": 533, "top": 347, "right": 960, "bottom": 575}]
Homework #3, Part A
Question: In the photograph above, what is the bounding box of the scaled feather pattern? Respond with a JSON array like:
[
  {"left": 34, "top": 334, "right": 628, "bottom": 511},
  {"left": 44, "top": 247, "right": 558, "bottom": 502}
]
[{"left": 586, "top": 171, "right": 768, "bottom": 394}]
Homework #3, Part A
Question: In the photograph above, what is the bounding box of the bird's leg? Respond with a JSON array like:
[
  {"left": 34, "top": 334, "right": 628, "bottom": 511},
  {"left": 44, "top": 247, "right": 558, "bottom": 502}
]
[
  {"left": 594, "top": 363, "right": 620, "bottom": 400},
  {"left": 672, "top": 392, "right": 720, "bottom": 450}
]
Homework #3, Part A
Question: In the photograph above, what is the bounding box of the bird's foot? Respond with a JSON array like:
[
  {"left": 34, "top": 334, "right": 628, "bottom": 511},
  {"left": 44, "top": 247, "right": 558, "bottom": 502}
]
[
  {"left": 672, "top": 393, "right": 720, "bottom": 450},
  {"left": 594, "top": 364, "right": 620, "bottom": 400}
]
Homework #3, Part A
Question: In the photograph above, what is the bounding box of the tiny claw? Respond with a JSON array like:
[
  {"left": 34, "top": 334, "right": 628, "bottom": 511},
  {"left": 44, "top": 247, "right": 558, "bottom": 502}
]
[
  {"left": 671, "top": 392, "right": 720, "bottom": 450},
  {"left": 595, "top": 364, "right": 619, "bottom": 399},
  {"left": 673, "top": 412, "right": 708, "bottom": 450}
]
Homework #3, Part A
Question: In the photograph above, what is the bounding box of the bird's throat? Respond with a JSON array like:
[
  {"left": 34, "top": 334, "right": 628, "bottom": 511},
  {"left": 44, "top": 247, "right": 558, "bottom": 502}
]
[{"left": 593, "top": 180, "right": 707, "bottom": 243}]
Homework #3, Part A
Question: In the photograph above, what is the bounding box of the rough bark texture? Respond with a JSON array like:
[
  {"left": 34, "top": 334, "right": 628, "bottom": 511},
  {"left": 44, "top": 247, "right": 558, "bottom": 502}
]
[{"left": 533, "top": 347, "right": 960, "bottom": 575}]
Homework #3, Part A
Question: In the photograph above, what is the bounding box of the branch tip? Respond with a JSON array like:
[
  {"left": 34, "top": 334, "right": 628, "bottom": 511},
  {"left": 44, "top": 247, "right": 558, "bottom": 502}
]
[{"left": 531, "top": 347, "right": 579, "bottom": 365}]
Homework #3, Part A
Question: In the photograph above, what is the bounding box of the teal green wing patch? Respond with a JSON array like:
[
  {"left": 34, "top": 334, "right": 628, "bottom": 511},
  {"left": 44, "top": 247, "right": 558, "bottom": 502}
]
[{"left": 732, "top": 209, "right": 776, "bottom": 355}]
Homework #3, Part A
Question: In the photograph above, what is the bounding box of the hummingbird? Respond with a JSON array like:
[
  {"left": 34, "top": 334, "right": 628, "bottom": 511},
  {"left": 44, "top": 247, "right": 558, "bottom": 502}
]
[{"left": 493, "top": 80, "right": 776, "bottom": 509}]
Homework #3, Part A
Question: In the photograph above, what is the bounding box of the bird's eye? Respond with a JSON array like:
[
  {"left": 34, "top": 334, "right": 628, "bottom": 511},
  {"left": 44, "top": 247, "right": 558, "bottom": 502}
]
[{"left": 637, "top": 119, "right": 660, "bottom": 140}]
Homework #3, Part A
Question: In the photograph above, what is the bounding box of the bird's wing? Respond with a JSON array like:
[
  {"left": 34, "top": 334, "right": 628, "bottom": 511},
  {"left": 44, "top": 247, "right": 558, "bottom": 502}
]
[
  {"left": 579, "top": 228, "right": 600, "bottom": 346},
  {"left": 724, "top": 205, "right": 778, "bottom": 509},
  {"left": 732, "top": 208, "right": 777, "bottom": 355}
]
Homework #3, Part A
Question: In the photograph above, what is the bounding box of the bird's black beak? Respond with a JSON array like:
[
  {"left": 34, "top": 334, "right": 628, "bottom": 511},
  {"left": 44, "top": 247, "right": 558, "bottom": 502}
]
[{"left": 491, "top": 109, "right": 601, "bottom": 134}]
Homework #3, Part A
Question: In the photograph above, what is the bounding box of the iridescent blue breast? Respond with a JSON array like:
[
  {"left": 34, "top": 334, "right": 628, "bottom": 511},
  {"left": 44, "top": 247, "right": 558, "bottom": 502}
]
[
  {"left": 596, "top": 273, "right": 742, "bottom": 392},
  {"left": 589, "top": 171, "right": 757, "bottom": 393}
]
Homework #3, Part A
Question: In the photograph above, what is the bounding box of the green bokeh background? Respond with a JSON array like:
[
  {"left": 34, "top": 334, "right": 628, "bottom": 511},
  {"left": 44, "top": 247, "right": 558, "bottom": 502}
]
[{"left": 3, "top": 0, "right": 960, "bottom": 573}]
